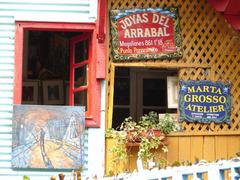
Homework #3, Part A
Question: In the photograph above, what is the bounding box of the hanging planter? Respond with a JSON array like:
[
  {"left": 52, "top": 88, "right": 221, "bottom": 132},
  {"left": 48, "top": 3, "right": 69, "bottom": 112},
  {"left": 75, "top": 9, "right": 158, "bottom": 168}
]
[{"left": 106, "top": 111, "right": 180, "bottom": 171}]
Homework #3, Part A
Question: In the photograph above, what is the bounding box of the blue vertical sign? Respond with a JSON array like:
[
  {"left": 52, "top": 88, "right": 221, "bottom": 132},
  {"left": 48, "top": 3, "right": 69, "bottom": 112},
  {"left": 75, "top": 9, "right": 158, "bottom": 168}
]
[{"left": 179, "top": 80, "right": 231, "bottom": 124}]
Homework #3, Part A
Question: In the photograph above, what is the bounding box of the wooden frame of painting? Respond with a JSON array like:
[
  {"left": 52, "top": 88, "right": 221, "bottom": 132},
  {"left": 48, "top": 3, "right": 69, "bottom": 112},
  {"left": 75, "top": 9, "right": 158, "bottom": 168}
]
[
  {"left": 42, "top": 80, "right": 64, "bottom": 105},
  {"left": 22, "top": 80, "right": 39, "bottom": 104},
  {"left": 167, "top": 76, "right": 178, "bottom": 108}
]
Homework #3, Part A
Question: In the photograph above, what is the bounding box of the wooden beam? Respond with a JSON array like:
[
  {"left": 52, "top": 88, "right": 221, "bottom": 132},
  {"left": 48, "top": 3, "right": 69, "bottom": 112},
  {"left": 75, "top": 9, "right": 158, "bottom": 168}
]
[
  {"left": 113, "top": 62, "right": 211, "bottom": 69},
  {"left": 168, "top": 131, "right": 240, "bottom": 136},
  {"left": 14, "top": 23, "right": 24, "bottom": 104},
  {"left": 97, "top": 0, "right": 106, "bottom": 43},
  {"left": 107, "top": 64, "right": 115, "bottom": 128}
]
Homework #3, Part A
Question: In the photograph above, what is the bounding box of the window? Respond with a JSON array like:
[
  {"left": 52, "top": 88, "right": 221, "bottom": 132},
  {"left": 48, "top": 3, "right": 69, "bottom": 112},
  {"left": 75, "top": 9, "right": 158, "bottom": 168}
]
[
  {"left": 14, "top": 22, "right": 101, "bottom": 127},
  {"left": 112, "top": 67, "right": 178, "bottom": 129}
]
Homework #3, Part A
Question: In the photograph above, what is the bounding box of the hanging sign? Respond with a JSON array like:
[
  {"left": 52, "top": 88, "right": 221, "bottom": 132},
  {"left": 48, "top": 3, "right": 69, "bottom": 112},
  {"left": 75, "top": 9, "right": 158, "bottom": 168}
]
[
  {"left": 179, "top": 80, "right": 231, "bottom": 124},
  {"left": 110, "top": 8, "right": 182, "bottom": 61}
]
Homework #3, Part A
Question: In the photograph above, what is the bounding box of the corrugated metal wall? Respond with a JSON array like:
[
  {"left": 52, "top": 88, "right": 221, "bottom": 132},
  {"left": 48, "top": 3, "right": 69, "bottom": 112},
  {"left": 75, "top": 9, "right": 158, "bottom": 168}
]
[{"left": 0, "top": 0, "right": 98, "bottom": 179}]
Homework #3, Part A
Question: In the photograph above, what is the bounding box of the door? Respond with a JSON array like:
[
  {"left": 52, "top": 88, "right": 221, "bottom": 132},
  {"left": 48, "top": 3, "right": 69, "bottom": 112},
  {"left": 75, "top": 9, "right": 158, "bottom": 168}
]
[{"left": 69, "top": 33, "right": 90, "bottom": 115}]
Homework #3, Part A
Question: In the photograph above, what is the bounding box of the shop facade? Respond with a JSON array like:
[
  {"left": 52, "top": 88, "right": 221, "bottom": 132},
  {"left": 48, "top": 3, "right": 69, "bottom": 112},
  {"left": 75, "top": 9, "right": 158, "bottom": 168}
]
[
  {"left": 105, "top": 0, "right": 240, "bottom": 174},
  {"left": 0, "top": 0, "right": 107, "bottom": 179},
  {"left": 0, "top": 0, "right": 240, "bottom": 179}
]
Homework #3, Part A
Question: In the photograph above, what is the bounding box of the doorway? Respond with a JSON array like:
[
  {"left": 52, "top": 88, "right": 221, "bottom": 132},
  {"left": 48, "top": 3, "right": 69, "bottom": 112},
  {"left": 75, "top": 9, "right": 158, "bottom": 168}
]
[{"left": 112, "top": 67, "right": 178, "bottom": 129}]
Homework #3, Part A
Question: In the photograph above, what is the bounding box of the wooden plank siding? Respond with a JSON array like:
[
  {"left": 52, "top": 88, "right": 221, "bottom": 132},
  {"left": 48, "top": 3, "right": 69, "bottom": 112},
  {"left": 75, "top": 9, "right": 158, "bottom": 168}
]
[
  {"left": 0, "top": 0, "right": 98, "bottom": 179},
  {"left": 0, "top": 15, "right": 15, "bottom": 178},
  {"left": 106, "top": 135, "right": 240, "bottom": 174},
  {"left": 0, "top": 0, "right": 96, "bottom": 23}
]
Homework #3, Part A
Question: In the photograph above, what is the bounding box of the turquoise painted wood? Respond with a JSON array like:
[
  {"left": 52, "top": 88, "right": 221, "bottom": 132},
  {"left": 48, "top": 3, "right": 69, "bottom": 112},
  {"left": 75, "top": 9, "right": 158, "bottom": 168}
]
[
  {"left": 0, "top": 0, "right": 97, "bottom": 23},
  {"left": 0, "top": 0, "right": 98, "bottom": 178}
]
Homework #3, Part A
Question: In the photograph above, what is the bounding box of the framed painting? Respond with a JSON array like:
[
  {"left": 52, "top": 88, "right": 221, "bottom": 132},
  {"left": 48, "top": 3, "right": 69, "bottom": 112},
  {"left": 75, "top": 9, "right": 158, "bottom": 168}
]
[
  {"left": 22, "top": 80, "right": 39, "bottom": 104},
  {"left": 12, "top": 105, "right": 85, "bottom": 169},
  {"left": 43, "top": 80, "right": 64, "bottom": 105}
]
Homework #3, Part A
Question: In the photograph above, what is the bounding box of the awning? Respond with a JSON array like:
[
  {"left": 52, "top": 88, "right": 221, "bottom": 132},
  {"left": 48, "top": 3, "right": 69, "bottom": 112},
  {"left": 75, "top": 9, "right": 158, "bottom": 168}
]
[{"left": 208, "top": 0, "right": 240, "bottom": 31}]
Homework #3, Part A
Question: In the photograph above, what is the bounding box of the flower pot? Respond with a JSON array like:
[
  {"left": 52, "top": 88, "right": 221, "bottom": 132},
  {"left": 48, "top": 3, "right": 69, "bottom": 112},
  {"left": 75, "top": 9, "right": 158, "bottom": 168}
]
[
  {"left": 146, "top": 129, "right": 164, "bottom": 139},
  {"left": 127, "top": 129, "right": 165, "bottom": 143},
  {"left": 127, "top": 130, "right": 141, "bottom": 142}
]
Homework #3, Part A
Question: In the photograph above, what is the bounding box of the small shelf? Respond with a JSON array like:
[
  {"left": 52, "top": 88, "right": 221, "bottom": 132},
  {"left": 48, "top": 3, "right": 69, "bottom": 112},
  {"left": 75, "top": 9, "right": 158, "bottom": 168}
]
[{"left": 126, "top": 142, "right": 140, "bottom": 147}]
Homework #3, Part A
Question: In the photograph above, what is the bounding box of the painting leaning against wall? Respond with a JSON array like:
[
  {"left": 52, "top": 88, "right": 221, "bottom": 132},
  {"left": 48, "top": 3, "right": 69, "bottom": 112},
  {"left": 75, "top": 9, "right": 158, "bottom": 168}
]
[{"left": 12, "top": 105, "right": 85, "bottom": 169}]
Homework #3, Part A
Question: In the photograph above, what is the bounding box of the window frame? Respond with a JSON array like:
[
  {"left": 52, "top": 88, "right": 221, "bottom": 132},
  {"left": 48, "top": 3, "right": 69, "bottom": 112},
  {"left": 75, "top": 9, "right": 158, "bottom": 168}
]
[
  {"left": 112, "top": 67, "right": 178, "bottom": 128},
  {"left": 14, "top": 21, "right": 101, "bottom": 128},
  {"left": 69, "top": 33, "right": 91, "bottom": 118}
]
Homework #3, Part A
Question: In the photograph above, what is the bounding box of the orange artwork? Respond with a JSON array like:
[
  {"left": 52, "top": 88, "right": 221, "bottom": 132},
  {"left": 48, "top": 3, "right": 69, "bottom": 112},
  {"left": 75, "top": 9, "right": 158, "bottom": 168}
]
[{"left": 12, "top": 105, "right": 85, "bottom": 169}]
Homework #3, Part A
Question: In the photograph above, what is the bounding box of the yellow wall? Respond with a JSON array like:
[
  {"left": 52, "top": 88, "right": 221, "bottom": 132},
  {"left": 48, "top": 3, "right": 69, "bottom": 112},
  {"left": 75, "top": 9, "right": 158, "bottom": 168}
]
[
  {"left": 105, "top": 0, "right": 240, "bottom": 174},
  {"left": 106, "top": 134, "right": 240, "bottom": 174}
]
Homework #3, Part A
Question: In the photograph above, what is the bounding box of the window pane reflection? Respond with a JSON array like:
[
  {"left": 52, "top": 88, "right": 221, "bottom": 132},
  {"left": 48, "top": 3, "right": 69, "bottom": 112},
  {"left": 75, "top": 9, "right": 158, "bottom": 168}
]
[
  {"left": 74, "top": 40, "right": 88, "bottom": 63},
  {"left": 74, "top": 90, "right": 87, "bottom": 110}
]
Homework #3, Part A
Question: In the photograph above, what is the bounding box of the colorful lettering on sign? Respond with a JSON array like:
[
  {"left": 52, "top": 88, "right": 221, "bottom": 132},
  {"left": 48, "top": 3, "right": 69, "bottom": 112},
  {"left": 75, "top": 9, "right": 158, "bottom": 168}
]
[
  {"left": 110, "top": 8, "right": 182, "bottom": 60},
  {"left": 179, "top": 81, "right": 231, "bottom": 124},
  {"left": 117, "top": 12, "right": 175, "bottom": 55}
]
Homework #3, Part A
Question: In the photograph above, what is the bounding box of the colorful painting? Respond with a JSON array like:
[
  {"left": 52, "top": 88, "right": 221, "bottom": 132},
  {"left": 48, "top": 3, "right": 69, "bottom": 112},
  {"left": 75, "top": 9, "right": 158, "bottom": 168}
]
[
  {"left": 12, "top": 105, "right": 85, "bottom": 169},
  {"left": 110, "top": 8, "right": 182, "bottom": 61},
  {"left": 179, "top": 80, "right": 231, "bottom": 124}
]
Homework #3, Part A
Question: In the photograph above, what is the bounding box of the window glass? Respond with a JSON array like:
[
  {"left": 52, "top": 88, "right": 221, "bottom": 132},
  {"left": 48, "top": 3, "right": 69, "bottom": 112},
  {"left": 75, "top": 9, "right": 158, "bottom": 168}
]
[
  {"left": 112, "top": 108, "right": 130, "bottom": 129},
  {"left": 74, "top": 90, "right": 87, "bottom": 110},
  {"left": 74, "top": 65, "right": 88, "bottom": 88},
  {"left": 143, "top": 78, "right": 167, "bottom": 106},
  {"left": 114, "top": 77, "right": 129, "bottom": 105},
  {"left": 74, "top": 40, "right": 88, "bottom": 63}
]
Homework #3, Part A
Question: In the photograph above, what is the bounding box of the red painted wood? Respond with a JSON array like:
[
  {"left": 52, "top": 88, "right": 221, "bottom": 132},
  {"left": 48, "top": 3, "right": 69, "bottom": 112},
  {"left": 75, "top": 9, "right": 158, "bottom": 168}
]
[
  {"left": 14, "top": 21, "right": 101, "bottom": 128},
  {"left": 96, "top": 42, "right": 106, "bottom": 79},
  {"left": 69, "top": 32, "right": 100, "bottom": 127},
  {"left": 209, "top": 0, "right": 240, "bottom": 14},
  {"left": 95, "top": 0, "right": 106, "bottom": 79},
  {"left": 86, "top": 33, "right": 93, "bottom": 120},
  {"left": 224, "top": 0, "right": 240, "bottom": 15},
  {"left": 73, "top": 86, "right": 88, "bottom": 93},
  {"left": 97, "top": 0, "right": 106, "bottom": 43},
  {"left": 70, "top": 34, "right": 89, "bottom": 110},
  {"left": 208, "top": 0, "right": 240, "bottom": 31},
  {"left": 87, "top": 30, "right": 101, "bottom": 127},
  {"left": 208, "top": 0, "right": 230, "bottom": 12},
  {"left": 86, "top": 119, "right": 99, "bottom": 127},
  {"left": 73, "top": 60, "right": 88, "bottom": 68},
  {"left": 15, "top": 21, "right": 95, "bottom": 31},
  {"left": 225, "top": 15, "right": 240, "bottom": 31},
  {"left": 69, "top": 34, "right": 74, "bottom": 106},
  {"left": 14, "top": 23, "right": 24, "bottom": 104}
]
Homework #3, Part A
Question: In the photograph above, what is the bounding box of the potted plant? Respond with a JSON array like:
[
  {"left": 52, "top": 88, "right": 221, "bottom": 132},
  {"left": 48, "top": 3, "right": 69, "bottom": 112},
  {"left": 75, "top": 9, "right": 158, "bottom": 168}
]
[
  {"left": 158, "top": 113, "right": 180, "bottom": 134},
  {"left": 138, "top": 111, "right": 163, "bottom": 138},
  {"left": 106, "top": 111, "right": 180, "bottom": 171}
]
